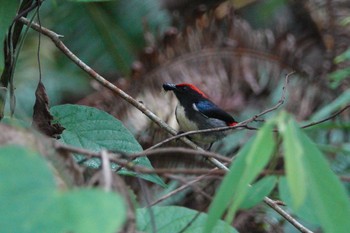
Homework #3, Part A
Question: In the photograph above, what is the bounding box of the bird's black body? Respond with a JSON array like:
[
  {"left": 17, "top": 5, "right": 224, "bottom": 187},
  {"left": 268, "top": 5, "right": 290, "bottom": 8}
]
[{"left": 163, "top": 83, "right": 237, "bottom": 145}]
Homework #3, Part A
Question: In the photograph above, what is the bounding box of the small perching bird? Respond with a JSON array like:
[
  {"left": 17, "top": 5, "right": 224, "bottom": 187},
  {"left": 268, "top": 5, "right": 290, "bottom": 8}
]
[{"left": 163, "top": 83, "right": 237, "bottom": 147}]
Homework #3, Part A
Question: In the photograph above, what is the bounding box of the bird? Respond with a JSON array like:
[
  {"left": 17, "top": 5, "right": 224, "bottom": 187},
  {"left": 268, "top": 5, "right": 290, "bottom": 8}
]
[{"left": 163, "top": 83, "right": 237, "bottom": 148}]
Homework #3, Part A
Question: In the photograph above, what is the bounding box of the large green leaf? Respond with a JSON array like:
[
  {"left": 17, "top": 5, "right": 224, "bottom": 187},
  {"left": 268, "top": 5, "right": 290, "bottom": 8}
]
[
  {"left": 278, "top": 177, "right": 319, "bottom": 224},
  {"left": 277, "top": 112, "right": 307, "bottom": 208},
  {"left": 137, "top": 206, "right": 238, "bottom": 233},
  {"left": 0, "top": 145, "right": 126, "bottom": 233},
  {"left": 0, "top": 1, "right": 19, "bottom": 73},
  {"left": 51, "top": 104, "right": 165, "bottom": 187},
  {"left": 204, "top": 119, "right": 276, "bottom": 233},
  {"left": 278, "top": 112, "right": 350, "bottom": 233},
  {"left": 240, "top": 175, "right": 277, "bottom": 209}
]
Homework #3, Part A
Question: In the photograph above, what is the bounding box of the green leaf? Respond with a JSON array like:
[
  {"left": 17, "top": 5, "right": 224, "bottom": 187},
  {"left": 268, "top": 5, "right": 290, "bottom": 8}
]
[
  {"left": 0, "top": 145, "right": 126, "bottom": 233},
  {"left": 310, "top": 90, "right": 350, "bottom": 121},
  {"left": 278, "top": 177, "right": 319, "bottom": 224},
  {"left": 240, "top": 175, "right": 277, "bottom": 209},
  {"left": 205, "top": 119, "right": 276, "bottom": 233},
  {"left": 37, "top": 189, "right": 126, "bottom": 233},
  {"left": 277, "top": 112, "right": 307, "bottom": 208},
  {"left": 51, "top": 104, "right": 166, "bottom": 187},
  {"left": 328, "top": 67, "right": 350, "bottom": 89},
  {"left": 0, "top": 146, "right": 56, "bottom": 232},
  {"left": 278, "top": 112, "right": 350, "bottom": 233},
  {"left": 0, "top": 1, "right": 19, "bottom": 73},
  {"left": 137, "top": 206, "right": 238, "bottom": 233},
  {"left": 334, "top": 48, "right": 350, "bottom": 63}
]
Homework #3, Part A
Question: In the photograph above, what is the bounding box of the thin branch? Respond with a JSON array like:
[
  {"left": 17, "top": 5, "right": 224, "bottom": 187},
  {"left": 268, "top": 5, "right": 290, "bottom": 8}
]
[
  {"left": 302, "top": 104, "right": 350, "bottom": 129},
  {"left": 264, "top": 197, "right": 313, "bottom": 233},
  {"left": 166, "top": 174, "right": 213, "bottom": 201},
  {"left": 149, "top": 172, "right": 216, "bottom": 206},
  {"left": 177, "top": 211, "right": 202, "bottom": 233},
  {"left": 22, "top": 19, "right": 311, "bottom": 233},
  {"left": 101, "top": 150, "right": 112, "bottom": 192},
  {"left": 55, "top": 142, "right": 231, "bottom": 164},
  {"left": 129, "top": 147, "right": 231, "bottom": 163}
]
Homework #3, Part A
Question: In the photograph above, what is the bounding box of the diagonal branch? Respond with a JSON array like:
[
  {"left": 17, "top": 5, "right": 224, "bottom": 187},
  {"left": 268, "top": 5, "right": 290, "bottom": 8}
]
[{"left": 17, "top": 16, "right": 222, "bottom": 159}]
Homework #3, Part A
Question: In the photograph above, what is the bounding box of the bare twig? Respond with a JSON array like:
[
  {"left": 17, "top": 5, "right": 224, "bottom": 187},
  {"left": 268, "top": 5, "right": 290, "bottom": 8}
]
[
  {"left": 302, "top": 104, "right": 350, "bottom": 129},
  {"left": 22, "top": 19, "right": 311, "bottom": 233},
  {"left": 101, "top": 150, "right": 112, "bottom": 192},
  {"left": 177, "top": 211, "right": 202, "bottom": 233},
  {"left": 264, "top": 197, "right": 313, "bottom": 233},
  {"left": 166, "top": 174, "right": 213, "bottom": 201},
  {"left": 54, "top": 142, "right": 231, "bottom": 164},
  {"left": 150, "top": 172, "right": 216, "bottom": 206},
  {"left": 129, "top": 147, "right": 231, "bottom": 163}
]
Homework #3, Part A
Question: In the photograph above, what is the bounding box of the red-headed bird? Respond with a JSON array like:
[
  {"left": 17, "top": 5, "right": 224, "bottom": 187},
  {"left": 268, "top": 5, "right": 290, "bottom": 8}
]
[{"left": 163, "top": 83, "right": 237, "bottom": 147}]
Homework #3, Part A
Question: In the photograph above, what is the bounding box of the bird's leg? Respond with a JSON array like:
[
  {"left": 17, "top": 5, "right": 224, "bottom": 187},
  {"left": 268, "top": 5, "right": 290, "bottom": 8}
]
[{"left": 206, "top": 143, "right": 214, "bottom": 151}]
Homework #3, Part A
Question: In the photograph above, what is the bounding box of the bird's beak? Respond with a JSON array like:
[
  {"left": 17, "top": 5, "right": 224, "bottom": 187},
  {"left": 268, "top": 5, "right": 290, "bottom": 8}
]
[{"left": 163, "top": 83, "right": 177, "bottom": 91}]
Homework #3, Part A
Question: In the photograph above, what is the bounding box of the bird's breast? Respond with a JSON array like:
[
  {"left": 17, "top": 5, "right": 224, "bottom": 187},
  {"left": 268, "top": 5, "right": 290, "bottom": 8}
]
[{"left": 175, "top": 104, "right": 199, "bottom": 132}]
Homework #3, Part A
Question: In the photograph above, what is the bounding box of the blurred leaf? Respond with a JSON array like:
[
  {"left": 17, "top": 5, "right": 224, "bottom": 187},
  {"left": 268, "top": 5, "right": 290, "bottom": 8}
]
[
  {"left": 40, "top": 1, "right": 170, "bottom": 75},
  {"left": 310, "top": 90, "right": 350, "bottom": 121},
  {"left": 0, "top": 145, "right": 126, "bottom": 233},
  {"left": 240, "top": 175, "right": 278, "bottom": 209},
  {"left": 328, "top": 67, "right": 350, "bottom": 89},
  {"left": 85, "top": 3, "right": 135, "bottom": 74},
  {"left": 51, "top": 104, "right": 166, "bottom": 187},
  {"left": 340, "top": 16, "right": 350, "bottom": 26},
  {"left": 239, "top": 0, "right": 288, "bottom": 28},
  {"left": 0, "top": 1, "right": 19, "bottom": 73},
  {"left": 334, "top": 48, "right": 350, "bottom": 63},
  {"left": 205, "top": 119, "right": 276, "bottom": 233},
  {"left": 2, "top": 116, "right": 30, "bottom": 128},
  {"left": 137, "top": 206, "right": 238, "bottom": 233},
  {"left": 278, "top": 112, "right": 350, "bottom": 233},
  {"left": 277, "top": 112, "right": 307, "bottom": 208},
  {"left": 40, "top": 189, "right": 126, "bottom": 233},
  {"left": 215, "top": 130, "right": 246, "bottom": 155},
  {"left": 278, "top": 177, "right": 319, "bottom": 224}
]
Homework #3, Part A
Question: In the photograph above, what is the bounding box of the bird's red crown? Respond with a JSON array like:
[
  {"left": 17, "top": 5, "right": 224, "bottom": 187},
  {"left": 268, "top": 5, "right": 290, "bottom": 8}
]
[{"left": 176, "top": 83, "right": 208, "bottom": 98}]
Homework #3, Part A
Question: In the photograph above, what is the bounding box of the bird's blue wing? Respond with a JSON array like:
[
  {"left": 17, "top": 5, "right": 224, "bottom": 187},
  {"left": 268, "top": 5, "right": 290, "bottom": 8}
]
[{"left": 194, "top": 100, "right": 235, "bottom": 123}]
